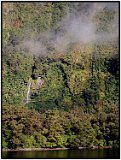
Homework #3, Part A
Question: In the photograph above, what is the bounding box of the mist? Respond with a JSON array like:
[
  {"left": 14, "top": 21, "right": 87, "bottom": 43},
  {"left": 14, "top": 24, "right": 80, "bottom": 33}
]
[{"left": 20, "top": 2, "right": 119, "bottom": 56}]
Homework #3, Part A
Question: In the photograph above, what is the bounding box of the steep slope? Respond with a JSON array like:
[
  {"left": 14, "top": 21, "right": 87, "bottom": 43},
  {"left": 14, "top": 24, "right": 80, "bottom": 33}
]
[{"left": 2, "top": 2, "right": 119, "bottom": 149}]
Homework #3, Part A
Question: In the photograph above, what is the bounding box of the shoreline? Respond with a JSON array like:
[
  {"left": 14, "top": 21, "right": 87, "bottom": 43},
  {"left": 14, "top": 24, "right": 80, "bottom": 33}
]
[
  {"left": 2, "top": 148, "right": 70, "bottom": 152},
  {"left": 2, "top": 146, "right": 112, "bottom": 152}
]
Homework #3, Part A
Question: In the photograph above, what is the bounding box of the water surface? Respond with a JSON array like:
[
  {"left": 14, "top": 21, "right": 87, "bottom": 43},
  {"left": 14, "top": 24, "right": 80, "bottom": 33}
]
[{"left": 2, "top": 148, "right": 120, "bottom": 159}]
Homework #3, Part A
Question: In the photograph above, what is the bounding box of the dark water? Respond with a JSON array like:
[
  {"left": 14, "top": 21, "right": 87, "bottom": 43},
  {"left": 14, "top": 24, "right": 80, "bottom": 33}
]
[{"left": 2, "top": 148, "right": 120, "bottom": 159}]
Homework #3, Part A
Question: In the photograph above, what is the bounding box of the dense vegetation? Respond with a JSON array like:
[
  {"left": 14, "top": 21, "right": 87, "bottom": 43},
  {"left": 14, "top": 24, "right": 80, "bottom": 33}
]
[{"left": 2, "top": 2, "right": 119, "bottom": 149}]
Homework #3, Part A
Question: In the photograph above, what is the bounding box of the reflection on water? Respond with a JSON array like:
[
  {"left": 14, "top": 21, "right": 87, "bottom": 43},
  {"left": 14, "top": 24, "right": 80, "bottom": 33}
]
[{"left": 2, "top": 148, "right": 120, "bottom": 159}]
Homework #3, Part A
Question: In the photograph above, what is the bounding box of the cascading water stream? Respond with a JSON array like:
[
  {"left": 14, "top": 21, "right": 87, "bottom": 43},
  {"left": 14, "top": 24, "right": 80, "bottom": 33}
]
[
  {"left": 36, "top": 77, "right": 44, "bottom": 89},
  {"left": 23, "top": 76, "right": 44, "bottom": 104},
  {"left": 26, "top": 79, "right": 32, "bottom": 103}
]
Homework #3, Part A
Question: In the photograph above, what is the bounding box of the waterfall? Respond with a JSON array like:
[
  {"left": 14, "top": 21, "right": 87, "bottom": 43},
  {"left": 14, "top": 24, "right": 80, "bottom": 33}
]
[
  {"left": 23, "top": 77, "right": 44, "bottom": 104},
  {"left": 26, "top": 79, "right": 32, "bottom": 103},
  {"left": 36, "top": 77, "right": 44, "bottom": 89}
]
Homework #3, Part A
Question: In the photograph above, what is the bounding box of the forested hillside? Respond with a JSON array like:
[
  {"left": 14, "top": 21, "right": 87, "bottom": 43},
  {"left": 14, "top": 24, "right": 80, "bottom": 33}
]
[{"left": 2, "top": 2, "right": 119, "bottom": 149}]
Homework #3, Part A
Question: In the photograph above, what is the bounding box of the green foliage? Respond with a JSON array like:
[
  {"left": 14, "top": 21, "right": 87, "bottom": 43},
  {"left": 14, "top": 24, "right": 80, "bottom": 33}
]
[
  {"left": 51, "top": 2, "right": 69, "bottom": 29},
  {"left": 95, "top": 8, "right": 116, "bottom": 33},
  {"left": 2, "top": 104, "right": 119, "bottom": 149},
  {"left": 2, "top": 137, "right": 8, "bottom": 148},
  {"left": 21, "top": 135, "right": 36, "bottom": 148},
  {"left": 34, "top": 132, "right": 47, "bottom": 148}
]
